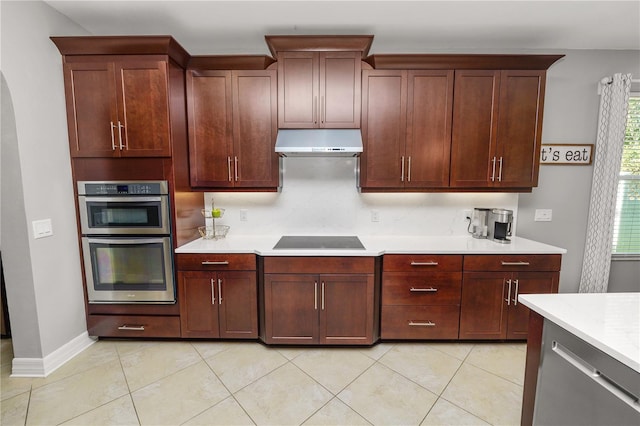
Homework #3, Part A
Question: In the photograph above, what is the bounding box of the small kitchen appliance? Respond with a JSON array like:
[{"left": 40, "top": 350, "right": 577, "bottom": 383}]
[
  {"left": 488, "top": 208, "right": 513, "bottom": 244},
  {"left": 469, "top": 208, "right": 490, "bottom": 239}
]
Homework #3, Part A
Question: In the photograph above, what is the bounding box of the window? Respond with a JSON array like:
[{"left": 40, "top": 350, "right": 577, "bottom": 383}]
[{"left": 612, "top": 95, "right": 640, "bottom": 256}]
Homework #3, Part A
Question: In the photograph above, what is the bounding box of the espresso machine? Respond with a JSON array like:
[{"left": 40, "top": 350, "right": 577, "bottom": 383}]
[
  {"left": 469, "top": 208, "right": 491, "bottom": 239},
  {"left": 488, "top": 208, "right": 514, "bottom": 244}
]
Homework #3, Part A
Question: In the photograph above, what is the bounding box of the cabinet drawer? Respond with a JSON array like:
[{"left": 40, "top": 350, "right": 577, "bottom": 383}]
[
  {"left": 176, "top": 253, "right": 256, "bottom": 271},
  {"left": 87, "top": 315, "right": 180, "bottom": 338},
  {"left": 381, "top": 306, "right": 460, "bottom": 339},
  {"left": 264, "top": 257, "right": 375, "bottom": 274},
  {"left": 463, "top": 254, "right": 561, "bottom": 272},
  {"left": 383, "top": 255, "right": 462, "bottom": 272},
  {"left": 383, "top": 272, "right": 462, "bottom": 305}
]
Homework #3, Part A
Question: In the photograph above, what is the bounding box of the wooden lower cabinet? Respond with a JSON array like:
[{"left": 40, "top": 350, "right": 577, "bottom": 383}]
[
  {"left": 381, "top": 255, "right": 463, "bottom": 339},
  {"left": 176, "top": 253, "right": 258, "bottom": 339},
  {"left": 261, "top": 257, "right": 378, "bottom": 345},
  {"left": 459, "top": 255, "right": 561, "bottom": 340}
]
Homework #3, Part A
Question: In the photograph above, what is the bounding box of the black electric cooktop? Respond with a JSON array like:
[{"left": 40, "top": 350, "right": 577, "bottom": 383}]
[{"left": 273, "top": 235, "right": 365, "bottom": 250}]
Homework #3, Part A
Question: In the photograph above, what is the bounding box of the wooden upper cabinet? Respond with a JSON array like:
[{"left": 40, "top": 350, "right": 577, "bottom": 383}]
[
  {"left": 63, "top": 58, "right": 172, "bottom": 158},
  {"left": 187, "top": 69, "right": 278, "bottom": 189},
  {"left": 450, "top": 69, "right": 546, "bottom": 189},
  {"left": 278, "top": 51, "right": 361, "bottom": 128},
  {"left": 360, "top": 69, "right": 453, "bottom": 190}
]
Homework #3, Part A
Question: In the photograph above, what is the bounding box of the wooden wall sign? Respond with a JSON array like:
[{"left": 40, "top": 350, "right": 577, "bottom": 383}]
[{"left": 540, "top": 144, "right": 594, "bottom": 165}]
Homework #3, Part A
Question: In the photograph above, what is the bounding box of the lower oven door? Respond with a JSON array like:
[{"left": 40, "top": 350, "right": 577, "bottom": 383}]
[{"left": 81, "top": 236, "right": 175, "bottom": 304}]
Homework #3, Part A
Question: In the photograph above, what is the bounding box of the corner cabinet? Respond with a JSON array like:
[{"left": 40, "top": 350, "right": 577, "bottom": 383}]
[
  {"left": 450, "top": 70, "right": 547, "bottom": 189},
  {"left": 186, "top": 67, "right": 279, "bottom": 189},
  {"left": 261, "top": 257, "right": 379, "bottom": 345},
  {"left": 360, "top": 70, "right": 454, "bottom": 189},
  {"left": 277, "top": 51, "right": 362, "bottom": 129},
  {"left": 176, "top": 253, "right": 258, "bottom": 339},
  {"left": 459, "top": 254, "right": 561, "bottom": 340}
]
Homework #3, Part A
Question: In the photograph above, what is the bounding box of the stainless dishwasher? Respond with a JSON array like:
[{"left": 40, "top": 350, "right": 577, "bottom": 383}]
[{"left": 533, "top": 319, "right": 640, "bottom": 425}]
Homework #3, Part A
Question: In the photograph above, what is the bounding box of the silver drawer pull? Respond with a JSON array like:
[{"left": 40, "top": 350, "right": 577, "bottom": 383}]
[
  {"left": 410, "top": 287, "right": 438, "bottom": 293},
  {"left": 409, "top": 321, "right": 436, "bottom": 327},
  {"left": 201, "top": 261, "right": 229, "bottom": 265},
  {"left": 410, "top": 261, "right": 439, "bottom": 266},
  {"left": 501, "top": 261, "right": 530, "bottom": 266},
  {"left": 118, "top": 325, "right": 145, "bottom": 331}
]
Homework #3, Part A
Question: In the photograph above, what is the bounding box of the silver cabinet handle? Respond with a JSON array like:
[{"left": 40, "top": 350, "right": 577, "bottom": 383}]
[
  {"left": 501, "top": 261, "right": 530, "bottom": 266},
  {"left": 117, "top": 121, "right": 125, "bottom": 150},
  {"left": 505, "top": 279, "right": 512, "bottom": 305},
  {"left": 409, "top": 321, "right": 436, "bottom": 327},
  {"left": 110, "top": 122, "right": 117, "bottom": 150},
  {"left": 234, "top": 156, "right": 238, "bottom": 181},
  {"left": 210, "top": 278, "right": 216, "bottom": 304},
  {"left": 410, "top": 287, "right": 438, "bottom": 293},
  {"left": 512, "top": 279, "right": 519, "bottom": 305},
  {"left": 218, "top": 278, "right": 223, "bottom": 305},
  {"left": 313, "top": 96, "right": 318, "bottom": 124},
  {"left": 491, "top": 156, "right": 497, "bottom": 182},
  {"left": 407, "top": 156, "right": 412, "bottom": 182},
  {"left": 410, "top": 261, "right": 439, "bottom": 266},
  {"left": 497, "top": 157, "right": 503, "bottom": 182},
  {"left": 227, "top": 157, "right": 232, "bottom": 181},
  {"left": 118, "top": 325, "right": 145, "bottom": 331},
  {"left": 400, "top": 156, "right": 405, "bottom": 182},
  {"left": 314, "top": 281, "right": 318, "bottom": 310},
  {"left": 201, "top": 261, "right": 229, "bottom": 265},
  {"left": 321, "top": 95, "right": 325, "bottom": 124},
  {"left": 321, "top": 281, "right": 325, "bottom": 310}
]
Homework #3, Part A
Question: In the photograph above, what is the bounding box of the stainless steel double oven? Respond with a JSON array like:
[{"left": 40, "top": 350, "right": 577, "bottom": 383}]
[{"left": 78, "top": 181, "right": 175, "bottom": 304}]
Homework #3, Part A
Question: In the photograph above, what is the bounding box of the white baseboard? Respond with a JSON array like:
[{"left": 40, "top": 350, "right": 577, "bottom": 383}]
[{"left": 11, "top": 331, "right": 96, "bottom": 377}]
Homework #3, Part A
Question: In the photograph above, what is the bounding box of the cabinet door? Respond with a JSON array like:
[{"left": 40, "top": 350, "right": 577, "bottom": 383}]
[
  {"left": 116, "top": 60, "right": 171, "bottom": 157},
  {"left": 405, "top": 70, "right": 454, "bottom": 188},
  {"left": 450, "top": 70, "right": 500, "bottom": 188},
  {"left": 187, "top": 70, "right": 234, "bottom": 187},
  {"left": 278, "top": 52, "right": 319, "bottom": 128},
  {"left": 360, "top": 70, "right": 407, "bottom": 189},
  {"left": 459, "top": 272, "right": 508, "bottom": 339},
  {"left": 63, "top": 61, "right": 119, "bottom": 157},
  {"left": 218, "top": 271, "right": 258, "bottom": 338},
  {"left": 178, "top": 271, "right": 219, "bottom": 338},
  {"left": 320, "top": 274, "right": 375, "bottom": 344},
  {"left": 319, "top": 51, "right": 361, "bottom": 128},
  {"left": 495, "top": 70, "right": 546, "bottom": 188},
  {"left": 506, "top": 271, "right": 558, "bottom": 339},
  {"left": 263, "top": 274, "right": 319, "bottom": 344},
  {"left": 232, "top": 70, "right": 279, "bottom": 188}
]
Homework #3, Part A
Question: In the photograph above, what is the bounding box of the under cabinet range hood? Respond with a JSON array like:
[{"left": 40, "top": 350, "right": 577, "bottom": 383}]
[{"left": 275, "top": 129, "right": 363, "bottom": 157}]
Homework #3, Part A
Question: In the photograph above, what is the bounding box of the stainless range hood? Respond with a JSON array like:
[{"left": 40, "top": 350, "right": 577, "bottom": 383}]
[{"left": 275, "top": 129, "right": 363, "bottom": 157}]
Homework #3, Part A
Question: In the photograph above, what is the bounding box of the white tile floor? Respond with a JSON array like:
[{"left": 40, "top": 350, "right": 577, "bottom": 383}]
[{"left": 0, "top": 338, "right": 527, "bottom": 425}]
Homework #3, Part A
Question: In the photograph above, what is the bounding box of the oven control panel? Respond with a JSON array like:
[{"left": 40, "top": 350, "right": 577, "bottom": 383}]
[{"left": 78, "top": 181, "right": 168, "bottom": 196}]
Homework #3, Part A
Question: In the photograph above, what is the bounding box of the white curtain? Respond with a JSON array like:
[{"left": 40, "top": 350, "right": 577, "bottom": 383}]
[{"left": 579, "top": 73, "right": 632, "bottom": 293}]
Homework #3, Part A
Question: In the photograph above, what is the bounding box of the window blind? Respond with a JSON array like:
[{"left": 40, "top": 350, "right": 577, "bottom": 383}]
[{"left": 613, "top": 95, "right": 640, "bottom": 255}]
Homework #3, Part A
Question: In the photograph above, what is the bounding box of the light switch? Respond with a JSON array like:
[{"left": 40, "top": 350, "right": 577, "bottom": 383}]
[
  {"left": 32, "top": 218, "right": 53, "bottom": 239},
  {"left": 534, "top": 209, "right": 553, "bottom": 222}
]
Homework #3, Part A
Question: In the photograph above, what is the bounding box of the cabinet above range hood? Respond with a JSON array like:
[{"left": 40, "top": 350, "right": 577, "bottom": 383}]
[{"left": 275, "top": 129, "right": 363, "bottom": 157}]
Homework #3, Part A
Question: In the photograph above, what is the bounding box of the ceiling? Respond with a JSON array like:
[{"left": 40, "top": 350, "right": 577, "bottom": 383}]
[{"left": 44, "top": 0, "right": 640, "bottom": 56}]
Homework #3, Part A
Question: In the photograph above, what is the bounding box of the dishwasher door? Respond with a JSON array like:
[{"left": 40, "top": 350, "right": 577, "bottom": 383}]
[{"left": 534, "top": 320, "right": 640, "bottom": 426}]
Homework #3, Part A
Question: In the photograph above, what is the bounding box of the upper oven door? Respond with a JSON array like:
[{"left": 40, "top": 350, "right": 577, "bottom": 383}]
[{"left": 78, "top": 196, "right": 170, "bottom": 235}]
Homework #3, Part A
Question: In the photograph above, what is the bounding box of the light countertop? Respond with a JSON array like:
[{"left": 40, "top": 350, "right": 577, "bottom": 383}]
[
  {"left": 518, "top": 293, "right": 640, "bottom": 373},
  {"left": 175, "top": 235, "right": 566, "bottom": 256}
]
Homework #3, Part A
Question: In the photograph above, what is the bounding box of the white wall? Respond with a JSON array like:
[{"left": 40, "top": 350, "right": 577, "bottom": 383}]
[
  {"left": 1, "top": 1, "right": 89, "bottom": 359},
  {"left": 518, "top": 50, "right": 640, "bottom": 293}
]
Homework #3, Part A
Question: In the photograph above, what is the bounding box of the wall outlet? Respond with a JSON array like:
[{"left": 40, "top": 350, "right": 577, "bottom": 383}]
[
  {"left": 239, "top": 209, "right": 248, "bottom": 222},
  {"left": 464, "top": 209, "right": 472, "bottom": 220},
  {"left": 534, "top": 209, "right": 553, "bottom": 222},
  {"left": 32, "top": 218, "right": 53, "bottom": 239},
  {"left": 371, "top": 210, "right": 380, "bottom": 222}
]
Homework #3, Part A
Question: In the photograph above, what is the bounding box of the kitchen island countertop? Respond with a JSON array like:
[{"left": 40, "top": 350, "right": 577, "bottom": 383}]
[
  {"left": 175, "top": 235, "right": 566, "bottom": 256},
  {"left": 519, "top": 292, "right": 640, "bottom": 372}
]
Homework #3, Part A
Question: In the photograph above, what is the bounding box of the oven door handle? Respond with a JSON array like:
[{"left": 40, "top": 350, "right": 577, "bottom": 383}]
[
  {"left": 81, "top": 196, "right": 164, "bottom": 203},
  {"left": 84, "top": 237, "right": 166, "bottom": 245}
]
